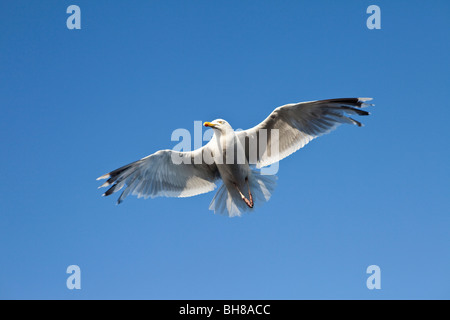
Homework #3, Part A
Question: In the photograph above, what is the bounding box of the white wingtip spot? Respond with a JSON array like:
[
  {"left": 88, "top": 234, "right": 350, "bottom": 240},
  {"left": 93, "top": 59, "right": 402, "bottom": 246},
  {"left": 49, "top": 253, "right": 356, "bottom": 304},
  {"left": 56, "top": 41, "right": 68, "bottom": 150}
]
[
  {"left": 98, "top": 181, "right": 111, "bottom": 189},
  {"left": 97, "top": 174, "right": 110, "bottom": 181}
]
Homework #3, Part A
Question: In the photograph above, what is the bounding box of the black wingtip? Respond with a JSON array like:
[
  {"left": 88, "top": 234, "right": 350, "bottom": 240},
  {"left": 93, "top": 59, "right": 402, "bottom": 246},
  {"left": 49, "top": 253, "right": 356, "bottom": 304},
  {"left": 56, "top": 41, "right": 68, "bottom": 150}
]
[
  {"left": 104, "top": 185, "right": 117, "bottom": 197},
  {"left": 359, "top": 110, "right": 370, "bottom": 116}
]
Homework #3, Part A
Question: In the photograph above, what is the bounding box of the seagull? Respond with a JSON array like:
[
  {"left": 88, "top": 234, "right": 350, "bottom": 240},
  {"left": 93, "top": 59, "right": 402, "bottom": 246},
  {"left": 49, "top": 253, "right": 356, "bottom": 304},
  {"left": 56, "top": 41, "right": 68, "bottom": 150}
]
[{"left": 97, "top": 98, "right": 373, "bottom": 217}]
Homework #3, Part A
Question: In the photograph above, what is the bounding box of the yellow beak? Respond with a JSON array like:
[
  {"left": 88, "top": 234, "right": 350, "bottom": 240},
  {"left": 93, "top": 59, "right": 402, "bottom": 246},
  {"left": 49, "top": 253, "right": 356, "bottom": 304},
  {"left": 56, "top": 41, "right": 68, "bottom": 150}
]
[{"left": 204, "top": 122, "right": 216, "bottom": 127}]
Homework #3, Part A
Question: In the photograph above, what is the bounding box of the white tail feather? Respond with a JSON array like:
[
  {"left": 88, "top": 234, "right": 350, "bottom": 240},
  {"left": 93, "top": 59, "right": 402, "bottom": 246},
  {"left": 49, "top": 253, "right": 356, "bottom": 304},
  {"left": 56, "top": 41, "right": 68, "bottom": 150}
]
[{"left": 209, "top": 169, "right": 277, "bottom": 217}]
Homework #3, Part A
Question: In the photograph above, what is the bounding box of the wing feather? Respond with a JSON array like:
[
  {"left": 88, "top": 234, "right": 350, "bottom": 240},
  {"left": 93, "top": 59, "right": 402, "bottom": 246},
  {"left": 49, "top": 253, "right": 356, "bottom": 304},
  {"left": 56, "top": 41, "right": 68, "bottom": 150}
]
[
  {"left": 97, "top": 147, "right": 219, "bottom": 204},
  {"left": 237, "top": 98, "right": 373, "bottom": 168}
]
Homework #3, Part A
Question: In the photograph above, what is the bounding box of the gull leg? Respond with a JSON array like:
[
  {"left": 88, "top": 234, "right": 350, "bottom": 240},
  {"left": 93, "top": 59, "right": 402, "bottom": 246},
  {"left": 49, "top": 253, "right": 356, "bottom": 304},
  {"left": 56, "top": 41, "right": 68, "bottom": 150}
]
[
  {"left": 234, "top": 182, "right": 254, "bottom": 208},
  {"left": 246, "top": 178, "right": 253, "bottom": 208}
]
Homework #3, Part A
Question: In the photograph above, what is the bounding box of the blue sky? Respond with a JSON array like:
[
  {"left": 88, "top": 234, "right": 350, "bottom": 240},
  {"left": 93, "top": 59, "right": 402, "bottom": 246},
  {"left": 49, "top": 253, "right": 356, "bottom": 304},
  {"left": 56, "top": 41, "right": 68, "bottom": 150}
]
[{"left": 0, "top": 0, "right": 449, "bottom": 299}]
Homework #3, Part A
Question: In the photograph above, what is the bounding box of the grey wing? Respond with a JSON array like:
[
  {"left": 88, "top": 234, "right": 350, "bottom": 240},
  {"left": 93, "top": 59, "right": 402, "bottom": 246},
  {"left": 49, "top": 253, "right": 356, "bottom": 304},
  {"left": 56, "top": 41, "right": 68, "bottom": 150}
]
[
  {"left": 236, "top": 98, "right": 373, "bottom": 168},
  {"left": 97, "top": 147, "right": 220, "bottom": 204}
]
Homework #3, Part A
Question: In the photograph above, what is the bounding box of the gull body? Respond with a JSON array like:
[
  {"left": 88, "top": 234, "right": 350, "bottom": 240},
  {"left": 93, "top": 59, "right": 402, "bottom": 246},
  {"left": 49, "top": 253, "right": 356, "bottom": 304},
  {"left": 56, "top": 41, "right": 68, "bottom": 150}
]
[
  {"left": 205, "top": 120, "right": 257, "bottom": 210},
  {"left": 97, "top": 98, "right": 373, "bottom": 217}
]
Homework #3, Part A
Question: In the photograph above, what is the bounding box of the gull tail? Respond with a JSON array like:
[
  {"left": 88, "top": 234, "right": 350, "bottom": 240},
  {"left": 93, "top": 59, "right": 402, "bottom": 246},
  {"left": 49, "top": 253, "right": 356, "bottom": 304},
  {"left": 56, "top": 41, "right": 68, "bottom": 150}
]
[{"left": 209, "top": 169, "right": 277, "bottom": 217}]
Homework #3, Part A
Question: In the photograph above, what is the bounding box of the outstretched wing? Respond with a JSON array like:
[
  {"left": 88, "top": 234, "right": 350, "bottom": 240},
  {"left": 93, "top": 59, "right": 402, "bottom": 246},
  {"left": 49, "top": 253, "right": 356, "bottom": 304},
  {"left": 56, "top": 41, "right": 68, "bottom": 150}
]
[
  {"left": 236, "top": 98, "right": 373, "bottom": 168},
  {"left": 97, "top": 146, "right": 219, "bottom": 204}
]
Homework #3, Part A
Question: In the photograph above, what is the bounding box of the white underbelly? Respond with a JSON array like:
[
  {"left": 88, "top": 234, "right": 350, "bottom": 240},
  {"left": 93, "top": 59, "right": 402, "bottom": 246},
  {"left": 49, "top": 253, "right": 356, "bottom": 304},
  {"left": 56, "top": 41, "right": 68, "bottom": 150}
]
[{"left": 217, "top": 162, "right": 250, "bottom": 187}]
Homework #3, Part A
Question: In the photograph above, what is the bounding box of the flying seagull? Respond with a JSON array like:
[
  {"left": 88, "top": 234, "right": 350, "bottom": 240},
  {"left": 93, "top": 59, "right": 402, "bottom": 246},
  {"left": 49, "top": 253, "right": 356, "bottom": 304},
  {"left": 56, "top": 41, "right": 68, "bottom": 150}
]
[{"left": 97, "top": 98, "right": 373, "bottom": 217}]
